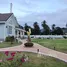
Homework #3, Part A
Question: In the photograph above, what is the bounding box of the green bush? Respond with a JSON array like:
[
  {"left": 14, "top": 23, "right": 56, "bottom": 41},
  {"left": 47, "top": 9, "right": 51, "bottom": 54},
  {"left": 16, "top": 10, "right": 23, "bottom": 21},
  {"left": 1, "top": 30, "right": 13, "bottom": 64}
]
[
  {"left": 63, "top": 36, "right": 67, "bottom": 39},
  {"left": 24, "top": 42, "right": 34, "bottom": 47},
  {"left": 5, "top": 36, "right": 15, "bottom": 43}
]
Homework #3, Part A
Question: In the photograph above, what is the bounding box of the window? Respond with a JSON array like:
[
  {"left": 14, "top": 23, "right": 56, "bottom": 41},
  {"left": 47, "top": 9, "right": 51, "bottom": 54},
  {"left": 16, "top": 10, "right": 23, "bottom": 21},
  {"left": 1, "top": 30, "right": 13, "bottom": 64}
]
[
  {"left": 15, "top": 30, "right": 17, "bottom": 35},
  {"left": 7, "top": 26, "right": 12, "bottom": 34}
]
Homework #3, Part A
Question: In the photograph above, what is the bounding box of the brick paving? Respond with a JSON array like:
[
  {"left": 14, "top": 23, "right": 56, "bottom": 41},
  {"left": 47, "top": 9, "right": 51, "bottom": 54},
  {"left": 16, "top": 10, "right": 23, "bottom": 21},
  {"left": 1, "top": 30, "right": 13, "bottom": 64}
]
[{"left": 0, "top": 39, "right": 67, "bottom": 63}]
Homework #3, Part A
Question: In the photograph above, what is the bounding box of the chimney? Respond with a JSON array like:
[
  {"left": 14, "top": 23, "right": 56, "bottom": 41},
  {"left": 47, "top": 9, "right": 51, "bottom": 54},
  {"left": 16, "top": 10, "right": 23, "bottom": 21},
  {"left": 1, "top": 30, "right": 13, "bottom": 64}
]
[{"left": 10, "top": 3, "right": 12, "bottom": 13}]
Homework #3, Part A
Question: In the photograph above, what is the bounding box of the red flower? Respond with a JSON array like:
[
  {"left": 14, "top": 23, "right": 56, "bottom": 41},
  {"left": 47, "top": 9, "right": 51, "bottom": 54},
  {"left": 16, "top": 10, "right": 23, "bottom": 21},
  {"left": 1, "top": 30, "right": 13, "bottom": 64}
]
[
  {"left": 21, "top": 58, "right": 25, "bottom": 62},
  {"left": 7, "top": 57, "right": 13, "bottom": 61},
  {"left": 0, "top": 60, "right": 2, "bottom": 62},
  {"left": 5, "top": 51, "right": 9, "bottom": 56},
  {"left": 11, "top": 52, "right": 16, "bottom": 57}
]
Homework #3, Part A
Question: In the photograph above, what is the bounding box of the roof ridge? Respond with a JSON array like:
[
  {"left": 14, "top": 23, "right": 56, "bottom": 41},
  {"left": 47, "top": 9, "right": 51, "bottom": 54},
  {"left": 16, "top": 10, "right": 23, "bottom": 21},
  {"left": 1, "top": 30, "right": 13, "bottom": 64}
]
[
  {"left": 0, "top": 13, "right": 13, "bottom": 14},
  {"left": 0, "top": 13, "right": 13, "bottom": 21}
]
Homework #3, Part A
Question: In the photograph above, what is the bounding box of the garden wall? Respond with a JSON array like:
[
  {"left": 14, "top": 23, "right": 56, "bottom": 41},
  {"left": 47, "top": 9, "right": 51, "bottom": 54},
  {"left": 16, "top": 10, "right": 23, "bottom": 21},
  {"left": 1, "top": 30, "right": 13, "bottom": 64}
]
[{"left": 24, "top": 35, "right": 67, "bottom": 39}]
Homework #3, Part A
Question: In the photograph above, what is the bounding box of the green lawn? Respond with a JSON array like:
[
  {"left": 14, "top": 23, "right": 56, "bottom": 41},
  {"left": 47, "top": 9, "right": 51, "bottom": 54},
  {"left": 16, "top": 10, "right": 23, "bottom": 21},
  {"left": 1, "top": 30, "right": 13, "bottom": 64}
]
[
  {"left": 0, "top": 42, "right": 22, "bottom": 48},
  {"left": 0, "top": 52, "right": 67, "bottom": 67},
  {"left": 32, "top": 38, "right": 67, "bottom": 53}
]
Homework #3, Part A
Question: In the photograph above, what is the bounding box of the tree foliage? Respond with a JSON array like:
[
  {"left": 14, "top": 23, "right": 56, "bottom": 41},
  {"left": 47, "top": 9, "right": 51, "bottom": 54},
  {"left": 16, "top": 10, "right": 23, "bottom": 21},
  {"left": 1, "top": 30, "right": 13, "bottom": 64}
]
[
  {"left": 41, "top": 20, "right": 50, "bottom": 35},
  {"left": 52, "top": 24, "right": 56, "bottom": 30},
  {"left": 33, "top": 22, "right": 41, "bottom": 35},
  {"left": 24, "top": 20, "right": 64, "bottom": 35},
  {"left": 52, "top": 27, "right": 63, "bottom": 35}
]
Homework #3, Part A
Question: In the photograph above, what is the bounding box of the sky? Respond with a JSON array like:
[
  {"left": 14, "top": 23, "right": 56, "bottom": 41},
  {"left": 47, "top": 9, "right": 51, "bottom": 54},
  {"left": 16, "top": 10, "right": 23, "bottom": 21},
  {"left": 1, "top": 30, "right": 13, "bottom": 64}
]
[{"left": 0, "top": 0, "right": 67, "bottom": 28}]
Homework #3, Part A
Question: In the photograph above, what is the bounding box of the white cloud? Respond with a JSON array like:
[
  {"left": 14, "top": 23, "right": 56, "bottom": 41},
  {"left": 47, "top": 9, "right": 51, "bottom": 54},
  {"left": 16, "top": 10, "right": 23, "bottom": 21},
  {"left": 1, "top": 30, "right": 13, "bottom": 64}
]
[
  {"left": 0, "top": 0, "right": 67, "bottom": 28},
  {"left": 20, "top": 9, "right": 67, "bottom": 28}
]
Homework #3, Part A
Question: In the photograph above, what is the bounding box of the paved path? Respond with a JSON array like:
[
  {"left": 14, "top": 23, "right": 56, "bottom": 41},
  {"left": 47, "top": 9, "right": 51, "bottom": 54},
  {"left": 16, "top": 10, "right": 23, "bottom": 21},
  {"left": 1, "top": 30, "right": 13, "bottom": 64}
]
[{"left": 0, "top": 39, "right": 67, "bottom": 63}]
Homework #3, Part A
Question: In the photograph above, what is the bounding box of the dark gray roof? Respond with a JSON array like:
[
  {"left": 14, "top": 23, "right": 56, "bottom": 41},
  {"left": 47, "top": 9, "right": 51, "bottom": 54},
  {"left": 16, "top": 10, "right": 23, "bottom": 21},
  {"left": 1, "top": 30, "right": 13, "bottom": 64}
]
[
  {"left": 15, "top": 24, "right": 23, "bottom": 29},
  {"left": 19, "top": 24, "right": 23, "bottom": 29},
  {"left": 0, "top": 13, "right": 13, "bottom": 21}
]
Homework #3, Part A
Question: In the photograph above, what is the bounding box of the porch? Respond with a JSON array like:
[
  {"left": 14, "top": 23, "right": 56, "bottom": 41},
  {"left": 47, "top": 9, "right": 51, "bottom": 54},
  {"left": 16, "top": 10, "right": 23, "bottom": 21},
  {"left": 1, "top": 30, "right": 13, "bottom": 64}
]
[{"left": 15, "top": 28, "right": 25, "bottom": 38}]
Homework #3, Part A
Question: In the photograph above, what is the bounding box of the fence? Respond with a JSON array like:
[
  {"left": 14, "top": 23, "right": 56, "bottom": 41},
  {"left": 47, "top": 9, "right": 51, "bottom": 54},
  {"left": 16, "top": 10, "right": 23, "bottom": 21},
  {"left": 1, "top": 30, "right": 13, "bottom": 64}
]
[{"left": 24, "top": 35, "right": 67, "bottom": 39}]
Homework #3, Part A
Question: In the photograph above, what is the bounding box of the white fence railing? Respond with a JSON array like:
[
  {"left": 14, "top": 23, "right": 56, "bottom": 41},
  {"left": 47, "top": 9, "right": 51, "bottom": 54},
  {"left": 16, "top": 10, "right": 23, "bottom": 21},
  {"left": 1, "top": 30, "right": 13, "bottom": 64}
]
[{"left": 24, "top": 35, "right": 67, "bottom": 39}]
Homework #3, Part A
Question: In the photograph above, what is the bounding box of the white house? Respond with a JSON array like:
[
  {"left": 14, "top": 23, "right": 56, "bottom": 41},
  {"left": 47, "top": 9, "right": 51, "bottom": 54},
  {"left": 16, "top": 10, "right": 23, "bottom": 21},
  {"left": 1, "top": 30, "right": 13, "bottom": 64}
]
[{"left": 0, "top": 13, "right": 25, "bottom": 41}]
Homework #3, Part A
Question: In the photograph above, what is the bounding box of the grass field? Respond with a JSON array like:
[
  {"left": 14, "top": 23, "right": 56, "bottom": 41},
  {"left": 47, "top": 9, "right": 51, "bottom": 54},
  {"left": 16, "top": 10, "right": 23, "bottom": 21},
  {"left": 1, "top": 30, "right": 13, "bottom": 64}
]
[
  {"left": 0, "top": 52, "right": 67, "bottom": 67},
  {"left": 32, "top": 38, "right": 67, "bottom": 53},
  {"left": 0, "top": 42, "right": 22, "bottom": 48}
]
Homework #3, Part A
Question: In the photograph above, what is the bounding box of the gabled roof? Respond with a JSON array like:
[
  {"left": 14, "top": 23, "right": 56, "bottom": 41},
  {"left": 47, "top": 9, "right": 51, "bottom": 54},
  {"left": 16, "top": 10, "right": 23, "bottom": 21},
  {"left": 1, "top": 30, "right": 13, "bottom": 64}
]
[
  {"left": 19, "top": 24, "right": 23, "bottom": 29},
  {"left": 15, "top": 24, "right": 23, "bottom": 29},
  {"left": 0, "top": 13, "right": 13, "bottom": 21}
]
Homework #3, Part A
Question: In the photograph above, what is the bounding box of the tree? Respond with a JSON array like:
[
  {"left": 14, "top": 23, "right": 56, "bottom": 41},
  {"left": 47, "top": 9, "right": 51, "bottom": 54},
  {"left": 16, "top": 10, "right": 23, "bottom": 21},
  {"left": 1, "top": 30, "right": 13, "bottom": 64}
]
[
  {"left": 24, "top": 23, "right": 34, "bottom": 35},
  {"left": 41, "top": 20, "right": 50, "bottom": 35},
  {"left": 51, "top": 24, "right": 56, "bottom": 35},
  {"left": 24, "top": 23, "right": 31, "bottom": 35},
  {"left": 33, "top": 22, "right": 41, "bottom": 35},
  {"left": 52, "top": 24, "right": 56, "bottom": 30},
  {"left": 66, "top": 23, "right": 67, "bottom": 28},
  {"left": 52, "top": 27, "right": 63, "bottom": 35},
  {"left": 30, "top": 27, "right": 34, "bottom": 35}
]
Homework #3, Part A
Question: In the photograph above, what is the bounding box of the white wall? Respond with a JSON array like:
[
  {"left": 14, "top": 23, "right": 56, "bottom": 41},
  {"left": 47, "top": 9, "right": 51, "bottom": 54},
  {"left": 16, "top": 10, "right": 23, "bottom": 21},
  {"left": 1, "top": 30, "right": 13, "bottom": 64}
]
[
  {"left": 0, "top": 24, "right": 5, "bottom": 40},
  {"left": 0, "top": 14, "right": 23, "bottom": 40},
  {"left": 5, "top": 14, "right": 19, "bottom": 38},
  {"left": 24, "top": 35, "right": 65, "bottom": 39}
]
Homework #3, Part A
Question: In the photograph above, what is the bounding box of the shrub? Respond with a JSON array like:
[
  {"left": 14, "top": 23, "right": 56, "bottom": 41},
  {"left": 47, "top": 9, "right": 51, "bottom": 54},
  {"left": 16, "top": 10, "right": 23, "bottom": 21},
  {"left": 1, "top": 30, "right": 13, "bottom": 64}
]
[
  {"left": 5, "top": 36, "right": 15, "bottom": 44},
  {"left": 47, "top": 37, "right": 50, "bottom": 39},
  {"left": 24, "top": 42, "right": 34, "bottom": 47},
  {"left": 15, "top": 38, "right": 18, "bottom": 42},
  {"left": 63, "top": 36, "right": 67, "bottom": 39},
  {"left": 31, "top": 36, "right": 34, "bottom": 38},
  {"left": 5, "top": 36, "right": 10, "bottom": 42},
  {"left": 38, "top": 37, "right": 41, "bottom": 39}
]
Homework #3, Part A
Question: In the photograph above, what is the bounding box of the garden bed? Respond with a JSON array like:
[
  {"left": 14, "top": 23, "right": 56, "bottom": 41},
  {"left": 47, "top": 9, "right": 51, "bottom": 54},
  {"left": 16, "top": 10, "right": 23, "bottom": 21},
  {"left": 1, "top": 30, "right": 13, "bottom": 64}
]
[{"left": 0, "top": 52, "right": 67, "bottom": 67}]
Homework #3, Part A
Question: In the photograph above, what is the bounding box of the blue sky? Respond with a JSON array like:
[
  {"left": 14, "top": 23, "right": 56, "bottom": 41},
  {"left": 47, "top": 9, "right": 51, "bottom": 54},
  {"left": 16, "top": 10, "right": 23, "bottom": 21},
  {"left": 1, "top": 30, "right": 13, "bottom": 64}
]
[{"left": 0, "top": 0, "right": 67, "bottom": 28}]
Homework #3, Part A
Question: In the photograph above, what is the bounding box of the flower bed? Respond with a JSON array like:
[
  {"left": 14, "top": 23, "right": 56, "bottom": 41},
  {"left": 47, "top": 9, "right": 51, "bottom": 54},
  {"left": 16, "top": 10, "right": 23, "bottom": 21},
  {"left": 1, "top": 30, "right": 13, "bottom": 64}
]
[
  {"left": 0, "top": 52, "right": 67, "bottom": 67},
  {"left": 0, "top": 51, "right": 29, "bottom": 67}
]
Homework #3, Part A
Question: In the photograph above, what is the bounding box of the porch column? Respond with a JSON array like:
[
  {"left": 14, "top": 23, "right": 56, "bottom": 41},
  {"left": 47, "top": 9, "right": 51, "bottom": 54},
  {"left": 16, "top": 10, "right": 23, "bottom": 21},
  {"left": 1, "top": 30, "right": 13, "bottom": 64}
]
[
  {"left": 23, "top": 31, "right": 24, "bottom": 37},
  {"left": 21, "top": 31, "right": 24, "bottom": 38},
  {"left": 17, "top": 30, "right": 19, "bottom": 38},
  {"left": 20, "top": 31, "right": 24, "bottom": 38},
  {"left": 20, "top": 30, "right": 22, "bottom": 38}
]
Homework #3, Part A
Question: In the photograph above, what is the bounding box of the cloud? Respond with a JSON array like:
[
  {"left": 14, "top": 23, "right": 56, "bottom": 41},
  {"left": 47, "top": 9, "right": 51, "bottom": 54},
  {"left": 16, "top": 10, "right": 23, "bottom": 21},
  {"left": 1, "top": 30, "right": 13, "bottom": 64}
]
[
  {"left": 0, "top": 0, "right": 67, "bottom": 28},
  {"left": 19, "top": 8, "right": 67, "bottom": 28},
  {"left": 1, "top": 0, "right": 67, "bottom": 13},
  {"left": 9, "top": 0, "right": 67, "bottom": 13}
]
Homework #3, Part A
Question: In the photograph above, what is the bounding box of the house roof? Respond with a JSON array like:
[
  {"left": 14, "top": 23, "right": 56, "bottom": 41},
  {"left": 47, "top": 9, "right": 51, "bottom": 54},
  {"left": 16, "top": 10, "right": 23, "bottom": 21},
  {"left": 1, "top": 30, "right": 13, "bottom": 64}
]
[
  {"left": 15, "top": 24, "right": 23, "bottom": 29},
  {"left": 0, "top": 13, "right": 13, "bottom": 21},
  {"left": 19, "top": 24, "right": 23, "bottom": 29}
]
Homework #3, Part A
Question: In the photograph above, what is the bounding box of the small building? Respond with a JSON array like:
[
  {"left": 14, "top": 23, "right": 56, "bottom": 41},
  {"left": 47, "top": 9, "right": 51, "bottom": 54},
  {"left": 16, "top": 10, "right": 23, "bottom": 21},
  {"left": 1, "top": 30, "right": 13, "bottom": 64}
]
[{"left": 0, "top": 13, "right": 25, "bottom": 41}]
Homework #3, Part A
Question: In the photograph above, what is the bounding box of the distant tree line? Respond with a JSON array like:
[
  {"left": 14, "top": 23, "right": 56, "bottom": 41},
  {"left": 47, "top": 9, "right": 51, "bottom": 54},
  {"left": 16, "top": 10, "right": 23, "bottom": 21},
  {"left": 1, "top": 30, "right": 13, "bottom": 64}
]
[{"left": 24, "top": 20, "right": 66, "bottom": 35}]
